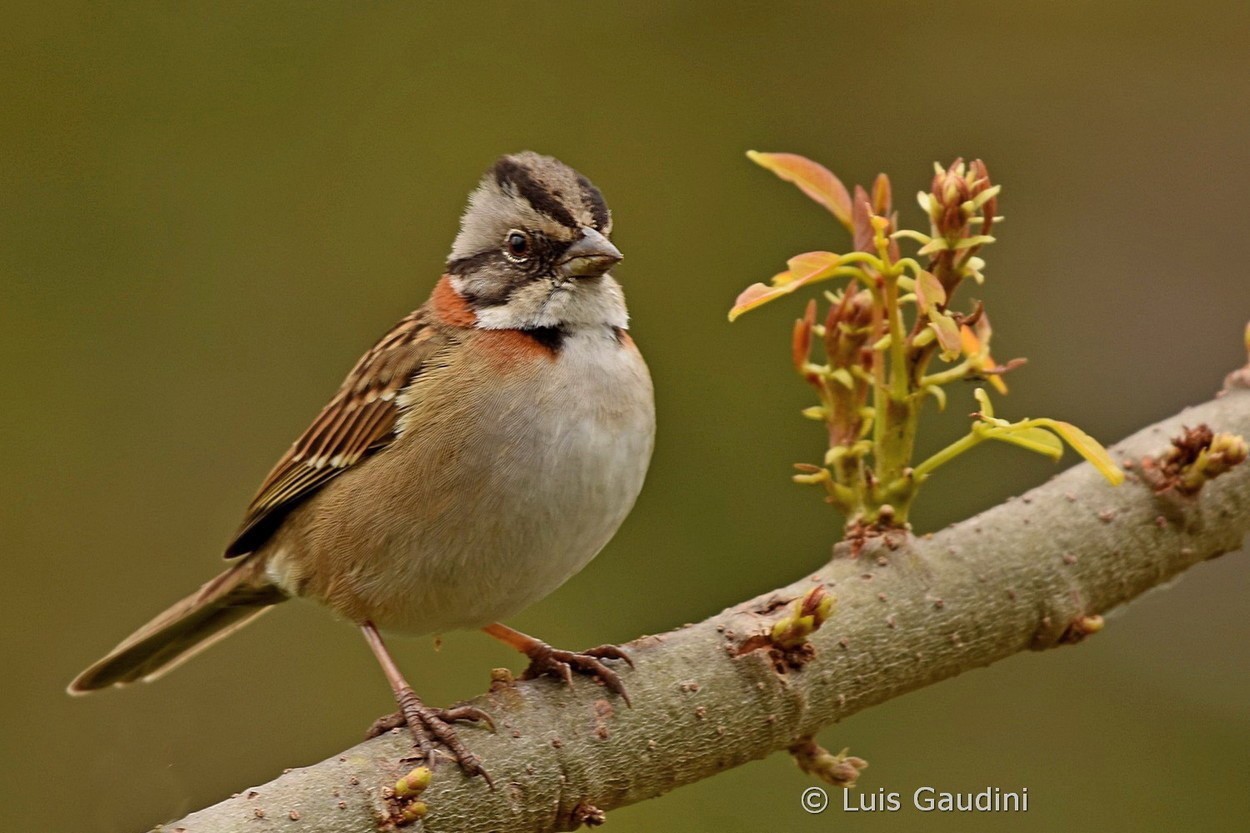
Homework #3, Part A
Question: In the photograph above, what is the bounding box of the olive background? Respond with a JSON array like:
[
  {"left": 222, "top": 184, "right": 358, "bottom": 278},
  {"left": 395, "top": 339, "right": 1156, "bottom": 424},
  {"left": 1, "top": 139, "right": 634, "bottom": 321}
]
[{"left": 3, "top": 3, "right": 1249, "bottom": 831}]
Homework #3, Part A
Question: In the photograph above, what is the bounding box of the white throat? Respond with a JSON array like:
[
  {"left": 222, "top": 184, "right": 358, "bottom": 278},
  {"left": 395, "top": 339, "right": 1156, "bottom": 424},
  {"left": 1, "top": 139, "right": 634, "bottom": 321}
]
[{"left": 453, "top": 274, "right": 630, "bottom": 331}]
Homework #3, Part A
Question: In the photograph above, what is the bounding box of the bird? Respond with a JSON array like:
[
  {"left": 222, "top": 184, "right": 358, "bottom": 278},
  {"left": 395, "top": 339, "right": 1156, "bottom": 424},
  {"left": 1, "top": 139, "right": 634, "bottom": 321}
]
[{"left": 69, "top": 151, "right": 656, "bottom": 781}]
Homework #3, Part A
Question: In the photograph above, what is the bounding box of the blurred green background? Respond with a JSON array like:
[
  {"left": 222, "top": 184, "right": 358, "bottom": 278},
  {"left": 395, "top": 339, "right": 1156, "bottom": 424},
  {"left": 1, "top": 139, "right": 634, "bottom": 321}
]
[{"left": 3, "top": 3, "right": 1248, "bottom": 831}]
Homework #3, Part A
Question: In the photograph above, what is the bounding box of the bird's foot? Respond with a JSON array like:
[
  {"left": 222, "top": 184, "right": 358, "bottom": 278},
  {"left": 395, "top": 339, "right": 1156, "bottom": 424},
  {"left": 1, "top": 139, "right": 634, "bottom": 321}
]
[
  {"left": 521, "top": 642, "right": 634, "bottom": 705},
  {"left": 367, "top": 688, "right": 495, "bottom": 786}
]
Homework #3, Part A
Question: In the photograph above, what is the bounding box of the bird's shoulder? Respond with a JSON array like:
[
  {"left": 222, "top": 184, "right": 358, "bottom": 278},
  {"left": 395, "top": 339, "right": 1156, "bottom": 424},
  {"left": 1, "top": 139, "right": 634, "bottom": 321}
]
[{"left": 224, "top": 285, "right": 465, "bottom": 557}]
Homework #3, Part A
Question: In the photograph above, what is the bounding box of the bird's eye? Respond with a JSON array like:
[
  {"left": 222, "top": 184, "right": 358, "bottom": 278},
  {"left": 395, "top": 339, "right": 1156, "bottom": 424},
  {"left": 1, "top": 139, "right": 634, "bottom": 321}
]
[{"left": 505, "top": 230, "right": 531, "bottom": 260}]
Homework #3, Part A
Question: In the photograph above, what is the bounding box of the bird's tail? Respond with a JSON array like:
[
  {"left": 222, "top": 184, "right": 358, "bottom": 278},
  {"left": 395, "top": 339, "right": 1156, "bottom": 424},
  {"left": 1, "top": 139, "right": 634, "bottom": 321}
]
[{"left": 68, "top": 558, "right": 286, "bottom": 694}]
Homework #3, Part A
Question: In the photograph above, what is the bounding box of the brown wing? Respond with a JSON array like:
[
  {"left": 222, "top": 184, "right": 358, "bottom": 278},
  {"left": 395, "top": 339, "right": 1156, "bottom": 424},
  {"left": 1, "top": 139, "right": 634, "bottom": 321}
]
[{"left": 225, "top": 307, "right": 453, "bottom": 557}]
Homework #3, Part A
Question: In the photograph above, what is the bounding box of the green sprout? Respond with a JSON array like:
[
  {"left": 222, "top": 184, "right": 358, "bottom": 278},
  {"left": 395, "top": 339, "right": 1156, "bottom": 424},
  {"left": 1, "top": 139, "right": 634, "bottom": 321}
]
[
  {"left": 770, "top": 585, "right": 835, "bottom": 650},
  {"left": 391, "top": 765, "right": 433, "bottom": 826},
  {"left": 731, "top": 152, "right": 1123, "bottom": 534}
]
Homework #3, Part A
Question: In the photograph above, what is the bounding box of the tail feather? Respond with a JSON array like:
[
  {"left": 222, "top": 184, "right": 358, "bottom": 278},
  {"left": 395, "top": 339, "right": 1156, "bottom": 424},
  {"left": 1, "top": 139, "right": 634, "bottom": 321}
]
[{"left": 68, "top": 559, "right": 285, "bottom": 694}]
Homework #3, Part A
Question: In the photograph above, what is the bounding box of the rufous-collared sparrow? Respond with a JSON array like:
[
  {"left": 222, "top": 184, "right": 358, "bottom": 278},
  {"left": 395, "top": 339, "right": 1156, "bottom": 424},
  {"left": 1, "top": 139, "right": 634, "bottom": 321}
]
[{"left": 70, "top": 152, "right": 656, "bottom": 780}]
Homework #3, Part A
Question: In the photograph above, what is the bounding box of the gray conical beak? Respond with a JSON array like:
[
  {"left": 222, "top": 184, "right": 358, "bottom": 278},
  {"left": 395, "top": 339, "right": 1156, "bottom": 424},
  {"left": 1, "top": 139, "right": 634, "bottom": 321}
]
[{"left": 558, "top": 227, "right": 622, "bottom": 278}]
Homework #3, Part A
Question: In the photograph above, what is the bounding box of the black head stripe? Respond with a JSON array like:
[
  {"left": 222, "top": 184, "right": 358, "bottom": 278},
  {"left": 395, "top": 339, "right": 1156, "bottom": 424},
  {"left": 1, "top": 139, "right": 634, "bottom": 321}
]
[
  {"left": 493, "top": 158, "right": 578, "bottom": 229},
  {"left": 447, "top": 250, "right": 498, "bottom": 278},
  {"left": 577, "top": 174, "right": 610, "bottom": 230}
]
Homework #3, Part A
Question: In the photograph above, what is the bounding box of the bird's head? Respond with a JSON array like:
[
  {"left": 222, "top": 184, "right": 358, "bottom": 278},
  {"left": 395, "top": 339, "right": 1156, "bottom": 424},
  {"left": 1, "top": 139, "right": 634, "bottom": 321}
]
[{"left": 447, "top": 152, "right": 627, "bottom": 331}]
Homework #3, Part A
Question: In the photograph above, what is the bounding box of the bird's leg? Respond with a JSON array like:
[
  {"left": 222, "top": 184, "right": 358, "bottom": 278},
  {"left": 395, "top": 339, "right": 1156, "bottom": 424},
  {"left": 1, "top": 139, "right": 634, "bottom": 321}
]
[
  {"left": 359, "top": 622, "right": 494, "bottom": 784},
  {"left": 482, "top": 622, "right": 634, "bottom": 706}
]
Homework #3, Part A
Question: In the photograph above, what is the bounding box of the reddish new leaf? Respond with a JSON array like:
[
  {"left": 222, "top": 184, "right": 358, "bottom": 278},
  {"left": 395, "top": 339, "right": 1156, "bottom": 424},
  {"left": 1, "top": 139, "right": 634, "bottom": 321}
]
[
  {"left": 747, "top": 151, "right": 853, "bottom": 230},
  {"left": 729, "top": 254, "right": 852, "bottom": 320},
  {"left": 786, "top": 251, "right": 841, "bottom": 284},
  {"left": 729, "top": 282, "right": 788, "bottom": 321},
  {"left": 793, "top": 300, "right": 817, "bottom": 373},
  {"left": 871, "top": 172, "right": 892, "bottom": 216}
]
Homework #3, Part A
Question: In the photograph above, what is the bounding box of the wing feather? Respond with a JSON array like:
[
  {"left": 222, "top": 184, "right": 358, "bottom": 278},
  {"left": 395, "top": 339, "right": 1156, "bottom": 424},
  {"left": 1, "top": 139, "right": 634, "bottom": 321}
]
[{"left": 225, "top": 307, "right": 452, "bottom": 557}]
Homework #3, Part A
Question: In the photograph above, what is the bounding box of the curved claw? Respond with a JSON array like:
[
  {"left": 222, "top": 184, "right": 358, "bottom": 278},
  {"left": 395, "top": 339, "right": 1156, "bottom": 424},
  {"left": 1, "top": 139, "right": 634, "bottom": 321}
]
[
  {"left": 420, "top": 710, "right": 493, "bottom": 788},
  {"left": 522, "top": 643, "right": 634, "bottom": 706},
  {"left": 584, "top": 643, "right": 635, "bottom": 669},
  {"left": 368, "top": 694, "right": 497, "bottom": 788},
  {"left": 439, "top": 704, "right": 497, "bottom": 733},
  {"left": 366, "top": 710, "right": 407, "bottom": 739}
]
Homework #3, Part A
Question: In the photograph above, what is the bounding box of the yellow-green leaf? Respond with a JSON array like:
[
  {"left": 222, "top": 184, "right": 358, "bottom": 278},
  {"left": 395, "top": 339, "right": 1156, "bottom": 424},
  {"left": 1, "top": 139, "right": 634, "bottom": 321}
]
[
  {"left": 973, "top": 387, "right": 995, "bottom": 419},
  {"left": 892, "top": 229, "right": 932, "bottom": 246},
  {"left": 747, "top": 150, "right": 853, "bottom": 230},
  {"left": 970, "top": 185, "right": 1002, "bottom": 211},
  {"left": 985, "top": 425, "right": 1064, "bottom": 459},
  {"left": 929, "top": 313, "right": 962, "bottom": 360},
  {"left": 1034, "top": 419, "right": 1125, "bottom": 485},
  {"left": 916, "top": 269, "right": 946, "bottom": 315},
  {"left": 952, "top": 234, "right": 996, "bottom": 250},
  {"left": 917, "top": 237, "right": 950, "bottom": 255}
]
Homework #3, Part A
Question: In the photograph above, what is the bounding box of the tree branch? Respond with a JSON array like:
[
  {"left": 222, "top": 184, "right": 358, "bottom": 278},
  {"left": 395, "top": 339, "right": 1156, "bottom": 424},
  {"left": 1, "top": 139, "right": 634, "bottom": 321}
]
[{"left": 156, "top": 379, "right": 1250, "bottom": 833}]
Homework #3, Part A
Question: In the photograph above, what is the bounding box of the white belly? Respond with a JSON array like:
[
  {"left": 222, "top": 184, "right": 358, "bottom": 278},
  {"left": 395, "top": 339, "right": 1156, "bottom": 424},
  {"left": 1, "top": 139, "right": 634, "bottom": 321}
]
[{"left": 275, "top": 327, "right": 655, "bottom": 635}]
